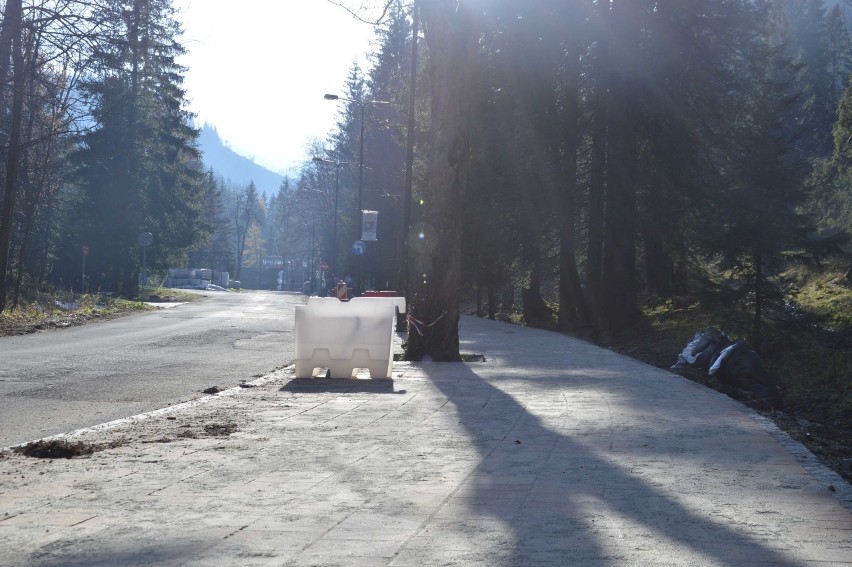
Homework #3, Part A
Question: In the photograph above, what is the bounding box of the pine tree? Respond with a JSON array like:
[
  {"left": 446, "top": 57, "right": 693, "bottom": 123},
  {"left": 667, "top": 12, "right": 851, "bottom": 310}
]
[
  {"left": 811, "top": 73, "right": 852, "bottom": 237},
  {"left": 782, "top": 0, "right": 835, "bottom": 158},
  {"left": 267, "top": 178, "right": 295, "bottom": 268},
  {"left": 72, "top": 0, "right": 203, "bottom": 296},
  {"left": 188, "top": 170, "right": 232, "bottom": 272},
  {"left": 710, "top": 20, "right": 812, "bottom": 340},
  {"left": 827, "top": 4, "right": 852, "bottom": 109},
  {"left": 363, "top": 0, "right": 410, "bottom": 291}
]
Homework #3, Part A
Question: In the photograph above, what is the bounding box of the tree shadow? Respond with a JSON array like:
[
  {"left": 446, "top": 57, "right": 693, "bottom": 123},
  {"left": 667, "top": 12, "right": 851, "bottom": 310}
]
[
  {"left": 28, "top": 539, "right": 209, "bottom": 567},
  {"left": 418, "top": 359, "right": 803, "bottom": 565}
]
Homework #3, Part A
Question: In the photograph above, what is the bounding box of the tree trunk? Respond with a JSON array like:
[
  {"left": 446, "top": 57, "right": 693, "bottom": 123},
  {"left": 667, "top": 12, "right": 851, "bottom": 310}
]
[
  {"left": 600, "top": 0, "right": 640, "bottom": 338},
  {"left": 522, "top": 259, "right": 553, "bottom": 330},
  {"left": 125, "top": 0, "right": 144, "bottom": 299},
  {"left": 586, "top": 115, "right": 606, "bottom": 327},
  {"left": 585, "top": 0, "right": 609, "bottom": 331},
  {"left": 405, "top": 0, "right": 477, "bottom": 361},
  {"left": 0, "top": 0, "right": 25, "bottom": 313},
  {"left": 12, "top": 208, "right": 33, "bottom": 307},
  {"left": 557, "top": 31, "right": 591, "bottom": 333},
  {"left": 0, "top": 0, "right": 17, "bottom": 113},
  {"left": 752, "top": 252, "right": 764, "bottom": 342},
  {"left": 487, "top": 284, "right": 496, "bottom": 320},
  {"left": 13, "top": 32, "right": 46, "bottom": 306}
]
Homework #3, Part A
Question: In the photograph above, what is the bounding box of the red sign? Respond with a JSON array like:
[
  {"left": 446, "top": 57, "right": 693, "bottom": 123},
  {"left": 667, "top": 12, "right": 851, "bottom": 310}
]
[
  {"left": 81, "top": 245, "right": 89, "bottom": 256},
  {"left": 320, "top": 262, "right": 329, "bottom": 271},
  {"left": 336, "top": 282, "right": 349, "bottom": 301}
]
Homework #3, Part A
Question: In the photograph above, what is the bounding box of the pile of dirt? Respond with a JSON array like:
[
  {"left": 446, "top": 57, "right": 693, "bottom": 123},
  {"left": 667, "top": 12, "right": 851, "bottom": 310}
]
[
  {"left": 13, "top": 439, "right": 119, "bottom": 459},
  {"left": 203, "top": 422, "right": 238, "bottom": 436}
]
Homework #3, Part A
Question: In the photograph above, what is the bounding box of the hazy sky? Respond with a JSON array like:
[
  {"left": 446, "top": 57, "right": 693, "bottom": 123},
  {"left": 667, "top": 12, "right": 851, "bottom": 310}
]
[{"left": 173, "top": 0, "right": 376, "bottom": 175}]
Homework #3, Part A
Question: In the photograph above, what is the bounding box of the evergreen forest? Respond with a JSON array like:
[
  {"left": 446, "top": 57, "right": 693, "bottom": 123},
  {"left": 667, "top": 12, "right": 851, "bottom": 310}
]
[{"left": 0, "top": 1, "right": 850, "bottom": 466}]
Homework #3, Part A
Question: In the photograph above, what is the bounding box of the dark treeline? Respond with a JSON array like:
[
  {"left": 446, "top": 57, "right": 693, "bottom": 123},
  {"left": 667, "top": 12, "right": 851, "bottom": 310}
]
[
  {"left": 308, "top": 0, "right": 852, "bottom": 360},
  {"left": 0, "top": 0, "right": 206, "bottom": 309},
  {"left": 404, "top": 0, "right": 852, "bottom": 359},
  {"left": 2, "top": 0, "right": 852, "bottom": 365}
]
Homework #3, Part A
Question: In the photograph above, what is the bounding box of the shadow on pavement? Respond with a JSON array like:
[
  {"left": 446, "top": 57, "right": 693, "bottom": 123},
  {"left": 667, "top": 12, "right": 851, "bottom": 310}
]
[
  {"left": 420, "top": 359, "right": 802, "bottom": 565},
  {"left": 28, "top": 540, "right": 204, "bottom": 567}
]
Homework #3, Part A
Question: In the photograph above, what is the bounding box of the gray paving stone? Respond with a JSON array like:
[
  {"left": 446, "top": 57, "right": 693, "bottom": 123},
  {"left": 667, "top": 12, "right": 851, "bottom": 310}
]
[{"left": 0, "top": 315, "right": 849, "bottom": 566}]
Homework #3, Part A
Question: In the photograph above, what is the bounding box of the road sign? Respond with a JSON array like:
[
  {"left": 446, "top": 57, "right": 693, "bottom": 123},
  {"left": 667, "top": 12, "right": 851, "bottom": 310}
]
[
  {"left": 320, "top": 261, "right": 329, "bottom": 271},
  {"left": 352, "top": 240, "right": 366, "bottom": 255},
  {"left": 138, "top": 232, "right": 153, "bottom": 247},
  {"left": 81, "top": 245, "right": 89, "bottom": 256},
  {"left": 361, "top": 210, "right": 378, "bottom": 241}
]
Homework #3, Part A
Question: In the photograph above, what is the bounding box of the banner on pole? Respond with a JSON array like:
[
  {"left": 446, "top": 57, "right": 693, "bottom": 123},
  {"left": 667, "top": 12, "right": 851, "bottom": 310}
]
[{"left": 361, "top": 210, "right": 378, "bottom": 241}]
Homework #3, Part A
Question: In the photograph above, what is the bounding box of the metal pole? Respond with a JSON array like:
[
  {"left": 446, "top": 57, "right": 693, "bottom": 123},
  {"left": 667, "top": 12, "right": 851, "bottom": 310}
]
[
  {"left": 358, "top": 102, "right": 365, "bottom": 220},
  {"left": 323, "top": 94, "right": 388, "bottom": 293},
  {"left": 333, "top": 162, "right": 339, "bottom": 276},
  {"left": 403, "top": 2, "right": 419, "bottom": 301},
  {"left": 141, "top": 244, "right": 146, "bottom": 302},
  {"left": 308, "top": 223, "right": 314, "bottom": 294},
  {"left": 356, "top": 102, "right": 365, "bottom": 294}
]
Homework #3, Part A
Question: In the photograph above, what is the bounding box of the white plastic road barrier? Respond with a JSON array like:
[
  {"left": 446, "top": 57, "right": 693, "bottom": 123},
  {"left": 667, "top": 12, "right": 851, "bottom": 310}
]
[{"left": 294, "top": 296, "right": 406, "bottom": 379}]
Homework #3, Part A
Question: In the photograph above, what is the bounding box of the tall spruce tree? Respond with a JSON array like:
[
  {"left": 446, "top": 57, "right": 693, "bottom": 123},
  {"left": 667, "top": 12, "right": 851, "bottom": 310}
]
[
  {"left": 826, "top": 4, "right": 852, "bottom": 109},
  {"left": 781, "top": 0, "right": 835, "bottom": 158},
  {"left": 363, "top": 0, "right": 410, "bottom": 291},
  {"left": 267, "top": 178, "right": 295, "bottom": 270},
  {"left": 72, "top": 0, "right": 203, "bottom": 296},
  {"left": 188, "top": 170, "right": 232, "bottom": 273},
  {"left": 598, "top": 0, "right": 642, "bottom": 336},
  {"left": 710, "top": 15, "right": 811, "bottom": 340},
  {"left": 810, "top": 73, "right": 852, "bottom": 237},
  {"left": 488, "top": 0, "right": 571, "bottom": 330}
]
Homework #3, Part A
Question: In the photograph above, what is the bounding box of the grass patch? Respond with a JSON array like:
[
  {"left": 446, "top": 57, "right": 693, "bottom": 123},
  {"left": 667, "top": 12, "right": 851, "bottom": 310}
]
[
  {"left": 0, "top": 293, "right": 150, "bottom": 336},
  {"left": 610, "top": 299, "right": 851, "bottom": 426},
  {"left": 0, "top": 287, "right": 204, "bottom": 337},
  {"left": 791, "top": 269, "right": 852, "bottom": 328},
  {"left": 142, "top": 287, "right": 200, "bottom": 303}
]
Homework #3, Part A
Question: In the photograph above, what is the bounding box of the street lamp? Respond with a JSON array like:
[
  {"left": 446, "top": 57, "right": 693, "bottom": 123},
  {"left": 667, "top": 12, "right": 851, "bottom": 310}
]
[{"left": 324, "top": 93, "right": 389, "bottom": 292}]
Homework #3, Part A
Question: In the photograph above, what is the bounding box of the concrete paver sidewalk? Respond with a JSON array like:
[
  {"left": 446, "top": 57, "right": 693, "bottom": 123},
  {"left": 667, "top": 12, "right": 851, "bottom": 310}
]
[{"left": 0, "top": 315, "right": 850, "bottom": 566}]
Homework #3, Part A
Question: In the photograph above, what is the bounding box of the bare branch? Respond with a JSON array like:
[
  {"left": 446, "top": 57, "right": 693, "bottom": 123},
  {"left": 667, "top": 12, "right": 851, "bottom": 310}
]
[{"left": 325, "top": 0, "right": 398, "bottom": 25}]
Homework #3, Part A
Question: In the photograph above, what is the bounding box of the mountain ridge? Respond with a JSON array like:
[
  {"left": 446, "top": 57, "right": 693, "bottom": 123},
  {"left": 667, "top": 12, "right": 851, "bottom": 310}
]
[{"left": 196, "top": 123, "right": 286, "bottom": 197}]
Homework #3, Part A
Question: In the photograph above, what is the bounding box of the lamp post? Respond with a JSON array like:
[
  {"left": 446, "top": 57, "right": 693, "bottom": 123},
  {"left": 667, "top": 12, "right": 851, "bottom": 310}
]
[{"left": 324, "top": 93, "right": 389, "bottom": 292}]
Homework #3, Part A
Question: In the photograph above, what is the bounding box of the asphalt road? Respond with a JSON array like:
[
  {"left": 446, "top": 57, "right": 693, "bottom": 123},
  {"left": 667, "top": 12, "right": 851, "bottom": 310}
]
[{"left": 0, "top": 290, "right": 305, "bottom": 447}]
